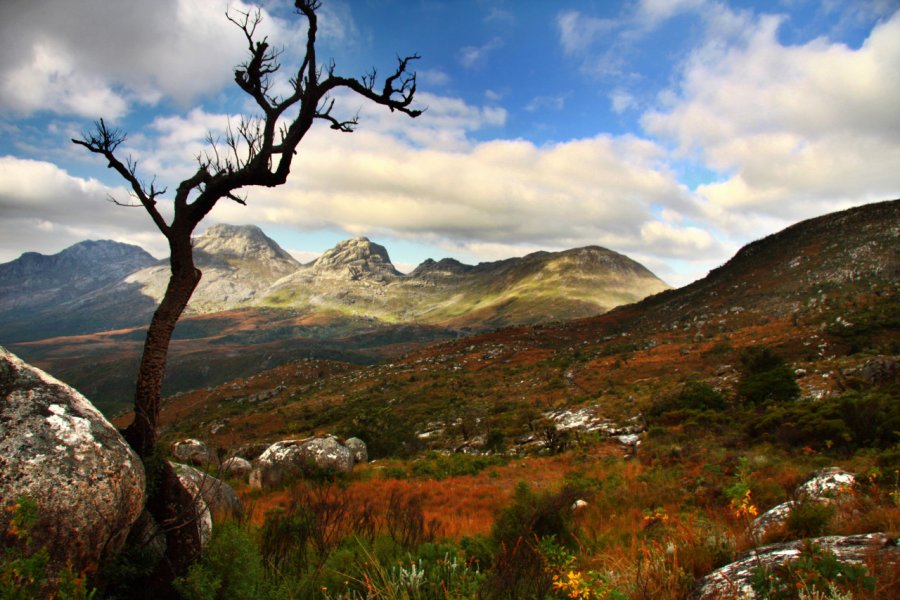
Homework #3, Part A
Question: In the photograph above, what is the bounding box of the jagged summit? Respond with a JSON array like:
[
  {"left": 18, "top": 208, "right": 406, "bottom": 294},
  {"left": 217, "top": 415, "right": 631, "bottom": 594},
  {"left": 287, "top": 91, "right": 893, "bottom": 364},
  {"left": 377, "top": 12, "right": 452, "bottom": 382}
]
[
  {"left": 195, "top": 224, "right": 297, "bottom": 264},
  {"left": 409, "top": 257, "right": 472, "bottom": 279},
  {"left": 311, "top": 237, "right": 401, "bottom": 280}
]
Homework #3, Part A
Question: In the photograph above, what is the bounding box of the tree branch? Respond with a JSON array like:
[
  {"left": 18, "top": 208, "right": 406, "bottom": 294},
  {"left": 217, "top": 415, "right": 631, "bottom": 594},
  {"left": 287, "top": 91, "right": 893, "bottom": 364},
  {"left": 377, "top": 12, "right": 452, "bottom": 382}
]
[{"left": 72, "top": 119, "right": 171, "bottom": 237}]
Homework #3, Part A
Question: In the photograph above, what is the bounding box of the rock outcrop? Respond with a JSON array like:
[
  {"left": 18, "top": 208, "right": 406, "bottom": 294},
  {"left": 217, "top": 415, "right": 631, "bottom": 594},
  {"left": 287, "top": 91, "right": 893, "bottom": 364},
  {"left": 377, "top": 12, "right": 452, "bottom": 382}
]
[
  {"left": 344, "top": 437, "right": 369, "bottom": 464},
  {"left": 249, "top": 436, "right": 355, "bottom": 489},
  {"left": 694, "top": 533, "right": 898, "bottom": 599},
  {"left": 171, "top": 438, "right": 215, "bottom": 466},
  {"left": 0, "top": 347, "right": 145, "bottom": 577},
  {"left": 752, "top": 467, "right": 856, "bottom": 539},
  {"left": 220, "top": 456, "right": 252, "bottom": 479},
  {"left": 171, "top": 463, "right": 243, "bottom": 548}
]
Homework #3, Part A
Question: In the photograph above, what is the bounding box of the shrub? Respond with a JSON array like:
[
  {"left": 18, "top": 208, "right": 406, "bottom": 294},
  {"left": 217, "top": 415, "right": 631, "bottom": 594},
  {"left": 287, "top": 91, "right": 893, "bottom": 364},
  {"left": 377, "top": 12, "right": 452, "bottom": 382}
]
[
  {"left": 486, "top": 483, "right": 583, "bottom": 598},
  {"left": 649, "top": 381, "right": 727, "bottom": 421},
  {"left": 0, "top": 497, "right": 95, "bottom": 600},
  {"left": 737, "top": 347, "right": 800, "bottom": 405},
  {"left": 385, "top": 489, "right": 440, "bottom": 549},
  {"left": 747, "top": 388, "right": 900, "bottom": 452},
  {"left": 784, "top": 500, "right": 835, "bottom": 539},
  {"left": 174, "top": 522, "right": 267, "bottom": 600},
  {"left": 346, "top": 405, "right": 422, "bottom": 458}
]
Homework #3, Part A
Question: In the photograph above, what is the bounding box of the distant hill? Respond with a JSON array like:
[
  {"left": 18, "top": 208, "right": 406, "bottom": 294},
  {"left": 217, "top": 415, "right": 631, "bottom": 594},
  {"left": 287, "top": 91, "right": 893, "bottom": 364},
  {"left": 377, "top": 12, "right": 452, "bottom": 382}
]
[
  {"left": 1, "top": 225, "right": 668, "bottom": 413},
  {"left": 0, "top": 240, "right": 157, "bottom": 341},
  {"left": 133, "top": 199, "right": 899, "bottom": 453},
  {"left": 0, "top": 225, "right": 667, "bottom": 344}
]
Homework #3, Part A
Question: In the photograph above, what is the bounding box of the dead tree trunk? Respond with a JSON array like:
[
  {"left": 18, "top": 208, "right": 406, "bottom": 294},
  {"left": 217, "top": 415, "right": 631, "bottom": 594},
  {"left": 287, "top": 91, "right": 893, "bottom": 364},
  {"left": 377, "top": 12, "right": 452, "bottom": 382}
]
[
  {"left": 74, "top": 0, "right": 421, "bottom": 581},
  {"left": 125, "top": 231, "right": 200, "bottom": 457}
]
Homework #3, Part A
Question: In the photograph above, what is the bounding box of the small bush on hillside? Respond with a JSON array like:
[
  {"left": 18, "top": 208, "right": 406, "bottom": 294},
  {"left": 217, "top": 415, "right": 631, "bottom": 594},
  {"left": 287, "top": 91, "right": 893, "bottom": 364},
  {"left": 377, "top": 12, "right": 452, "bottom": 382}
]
[
  {"left": 386, "top": 489, "right": 440, "bottom": 549},
  {"left": 737, "top": 347, "right": 800, "bottom": 405},
  {"left": 784, "top": 500, "right": 835, "bottom": 539},
  {"left": 648, "top": 381, "right": 727, "bottom": 421},
  {"left": 1, "top": 497, "right": 95, "bottom": 600},
  {"left": 748, "top": 388, "right": 900, "bottom": 453},
  {"left": 346, "top": 405, "right": 422, "bottom": 458},
  {"left": 411, "top": 452, "right": 506, "bottom": 480},
  {"left": 486, "top": 483, "right": 583, "bottom": 598},
  {"left": 174, "top": 522, "right": 266, "bottom": 600}
]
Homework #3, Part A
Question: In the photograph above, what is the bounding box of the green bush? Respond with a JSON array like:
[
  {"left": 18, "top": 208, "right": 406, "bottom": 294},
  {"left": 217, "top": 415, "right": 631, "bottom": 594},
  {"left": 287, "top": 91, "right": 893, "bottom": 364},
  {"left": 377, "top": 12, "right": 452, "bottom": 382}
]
[
  {"left": 748, "top": 388, "right": 900, "bottom": 452},
  {"left": 784, "top": 500, "right": 835, "bottom": 539},
  {"left": 1, "top": 497, "right": 95, "bottom": 600},
  {"left": 649, "top": 381, "right": 727, "bottom": 422},
  {"left": 411, "top": 452, "right": 506, "bottom": 480},
  {"left": 737, "top": 347, "right": 800, "bottom": 406},
  {"left": 486, "top": 483, "right": 583, "bottom": 598},
  {"left": 345, "top": 405, "right": 422, "bottom": 458},
  {"left": 174, "top": 522, "right": 267, "bottom": 600}
]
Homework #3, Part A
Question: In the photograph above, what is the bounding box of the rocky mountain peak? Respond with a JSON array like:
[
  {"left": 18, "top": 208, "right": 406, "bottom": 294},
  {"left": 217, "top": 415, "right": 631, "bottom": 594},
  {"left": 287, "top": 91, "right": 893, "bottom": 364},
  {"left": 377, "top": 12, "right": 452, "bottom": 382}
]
[
  {"left": 409, "top": 257, "right": 471, "bottom": 279},
  {"left": 194, "top": 224, "right": 296, "bottom": 264},
  {"left": 0, "top": 240, "right": 155, "bottom": 290},
  {"left": 311, "top": 237, "right": 401, "bottom": 280}
]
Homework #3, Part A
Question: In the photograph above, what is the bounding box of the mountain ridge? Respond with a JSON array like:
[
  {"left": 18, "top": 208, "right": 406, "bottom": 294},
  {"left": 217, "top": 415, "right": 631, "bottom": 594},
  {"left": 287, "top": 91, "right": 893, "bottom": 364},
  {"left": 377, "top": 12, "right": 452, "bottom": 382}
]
[
  {"left": 140, "top": 199, "right": 899, "bottom": 451},
  {"left": 0, "top": 226, "right": 669, "bottom": 343},
  {"left": 4, "top": 200, "right": 895, "bottom": 415}
]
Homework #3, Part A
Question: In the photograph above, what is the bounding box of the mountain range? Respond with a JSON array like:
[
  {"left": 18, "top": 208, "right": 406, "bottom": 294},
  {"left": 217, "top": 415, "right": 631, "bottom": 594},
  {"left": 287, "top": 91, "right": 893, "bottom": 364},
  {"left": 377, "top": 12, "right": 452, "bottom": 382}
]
[
  {"left": 0, "top": 225, "right": 669, "bottom": 413},
  {"left": 0, "top": 224, "right": 668, "bottom": 344},
  {"left": 136, "top": 199, "right": 898, "bottom": 453}
]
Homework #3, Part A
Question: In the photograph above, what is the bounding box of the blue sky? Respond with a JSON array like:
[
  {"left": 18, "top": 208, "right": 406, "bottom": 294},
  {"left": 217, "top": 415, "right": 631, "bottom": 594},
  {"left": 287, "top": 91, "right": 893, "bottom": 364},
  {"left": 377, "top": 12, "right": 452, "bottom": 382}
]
[{"left": 1, "top": 0, "right": 898, "bottom": 286}]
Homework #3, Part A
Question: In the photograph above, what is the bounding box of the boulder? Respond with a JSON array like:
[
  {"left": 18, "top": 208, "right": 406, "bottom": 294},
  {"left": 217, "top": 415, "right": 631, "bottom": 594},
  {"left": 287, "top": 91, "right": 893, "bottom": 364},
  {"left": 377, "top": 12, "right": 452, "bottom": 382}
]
[
  {"left": 344, "top": 437, "right": 369, "bottom": 464},
  {"left": 173, "top": 462, "right": 243, "bottom": 520},
  {"left": 694, "top": 533, "right": 898, "bottom": 599},
  {"left": 297, "top": 435, "right": 355, "bottom": 473},
  {"left": 171, "top": 438, "right": 214, "bottom": 466},
  {"left": 220, "top": 456, "right": 252, "bottom": 479},
  {"left": 0, "top": 347, "right": 145, "bottom": 577},
  {"left": 859, "top": 355, "right": 898, "bottom": 386},
  {"left": 250, "top": 436, "right": 354, "bottom": 489},
  {"left": 752, "top": 467, "right": 856, "bottom": 539}
]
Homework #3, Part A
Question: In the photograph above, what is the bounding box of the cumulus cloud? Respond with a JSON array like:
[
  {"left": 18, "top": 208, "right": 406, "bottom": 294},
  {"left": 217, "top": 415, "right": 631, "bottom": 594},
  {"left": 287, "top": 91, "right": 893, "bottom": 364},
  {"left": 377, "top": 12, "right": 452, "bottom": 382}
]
[
  {"left": 643, "top": 9, "right": 900, "bottom": 230},
  {"left": 557, "top": 10, "right": 617, "bottom": 55},
  {"left": 0, "top": 0, "right": 297, "bottom": 118},
  {"left": 459, "top": 38, "right": 504, "bottom": 69},
  {"left": 205, "top": 119, "right": 715, "bottom": 272},
  {"left": 0, "top": 156, "right": 169, "bottom": 261}
]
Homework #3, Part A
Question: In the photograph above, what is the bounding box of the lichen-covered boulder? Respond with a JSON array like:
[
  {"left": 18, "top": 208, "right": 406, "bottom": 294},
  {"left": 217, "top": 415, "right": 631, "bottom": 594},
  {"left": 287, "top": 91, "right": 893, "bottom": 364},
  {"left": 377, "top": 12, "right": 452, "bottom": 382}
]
[
  {"left": 170, "top": 462, "right": 242, "bottom": 551},
  {"left": 249, "top": 439, "right": 308, "bottom": 489},
  {"left": 301, "top": 435, "right": 354, "bottom": 472},
  {"left": 220, "top": 456, "right": 252, "bottom": 479},
  {"left": 752, "top": 467, "right": 856, "bottom": 539},
  {"left": 249, "top": 436, "right": 354, "bottom": 489},
  {"left": 171, "top": 438, "right": 214, "bottom": 466},
  {"left": 344, "top": 437, "right": 368, "bottom": 464},
  {"left": 694, "top": 533, "right": 898, "bottom": 599},
  {"left": 0, "top": 347, "right": 145, "bottom": 576}
]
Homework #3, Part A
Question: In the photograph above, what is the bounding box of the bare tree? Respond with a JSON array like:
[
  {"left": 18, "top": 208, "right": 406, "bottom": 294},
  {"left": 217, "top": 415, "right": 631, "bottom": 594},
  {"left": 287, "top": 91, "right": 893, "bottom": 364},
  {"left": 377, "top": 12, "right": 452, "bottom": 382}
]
[
  {"left": 74, "top": 1, "right": 420, "bottom": 459},
  {"left": 73, "top": 0, "right": 420, "bottom": 578}
]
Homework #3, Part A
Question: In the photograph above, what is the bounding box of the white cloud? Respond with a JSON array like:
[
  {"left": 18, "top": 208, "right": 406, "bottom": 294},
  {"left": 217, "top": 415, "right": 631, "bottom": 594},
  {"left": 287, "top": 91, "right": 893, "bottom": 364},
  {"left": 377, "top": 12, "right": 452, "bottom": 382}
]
[
  {"left": 459, "top": 37, "right": 504, "bottom": 69},
  {"left": 636, "top": 0, "right": 708, "bottom": 28},
  {"left": 524, "top": 95, "right": 567, "bottom": 112},
  {"left": 205, "top": 117, "right": 710, "bottom": 270},
  {"left": 419, "top": 69, "right": 451, "bottom": 87},
  {"left": 0, "top": 156, "right": 169, "bottom": 261},
  {"left": 0, "top": 0, "right": 297, "bottom": 118},
  {"left": 643, "top": 8, "right": 900, "bottom": 232},
  {"left": 610, "top": 89, "right": 638, "bottom": 113},
  {"left": 557, "top": 10, "right": 617, "bottom": 55}
]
